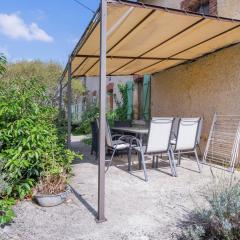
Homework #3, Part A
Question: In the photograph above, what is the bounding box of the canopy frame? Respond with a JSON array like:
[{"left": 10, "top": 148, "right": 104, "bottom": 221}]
[{"left": 58, "top": 0, "right": 240, "bottom": 223}]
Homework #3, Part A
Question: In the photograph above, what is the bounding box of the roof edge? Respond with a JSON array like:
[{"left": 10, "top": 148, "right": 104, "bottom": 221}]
[
  {"left": 60, "top": 0, "right": 240, "bottom": 82},
  {"left": 109, "top": 0, "right": 240, "bottom": 23}
]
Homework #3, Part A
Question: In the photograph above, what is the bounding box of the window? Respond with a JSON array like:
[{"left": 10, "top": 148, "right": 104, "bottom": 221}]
[
  {"left": 197, "top": 2, "right": 209, "bottom": 14},
  {"left": 181, "top": 0, "right": 214, "bottom": 15}
]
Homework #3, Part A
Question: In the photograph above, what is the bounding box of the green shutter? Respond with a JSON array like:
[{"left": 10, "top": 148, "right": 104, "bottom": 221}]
[
  {"left": 143, "top": 75, "right": 151, "bottom": 120},
  {"left": 126, "top": 81, "right": 133, "bottom": 120}
]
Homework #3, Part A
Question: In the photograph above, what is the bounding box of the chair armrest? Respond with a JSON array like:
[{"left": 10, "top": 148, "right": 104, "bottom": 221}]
[
  {"left": 112, "top": 134, "right": 123, "bottom": 140},
  {"left": 129, "top": 137, "right": 142, "bottom": 148},
  {"left": 118, "top": 135, "right": 135, "bottom": 141}
]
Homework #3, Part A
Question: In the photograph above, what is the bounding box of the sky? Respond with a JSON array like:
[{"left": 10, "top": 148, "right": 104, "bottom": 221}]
[{"left": 0, "top": 0, "right": 100, "bottom": 66}]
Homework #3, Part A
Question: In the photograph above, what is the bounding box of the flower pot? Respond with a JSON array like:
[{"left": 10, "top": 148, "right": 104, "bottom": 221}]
[{"left": 34, "top": 186, "right": 70, "bottom": 207}]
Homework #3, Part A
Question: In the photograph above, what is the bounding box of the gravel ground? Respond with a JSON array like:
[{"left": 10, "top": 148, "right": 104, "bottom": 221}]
[{"left": 1, "top": 136, "right": 238, "bottom": 240}]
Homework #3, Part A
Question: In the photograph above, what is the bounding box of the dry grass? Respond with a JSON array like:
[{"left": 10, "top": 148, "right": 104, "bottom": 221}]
[{"left": 36, "top": 173, "right": 67, "bottom": 195}]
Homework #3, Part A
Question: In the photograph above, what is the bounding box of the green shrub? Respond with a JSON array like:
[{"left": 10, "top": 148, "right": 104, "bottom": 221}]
[
  {"left": 74, "top": 104, "right": 99, "bottom": 135},
  {"left": 1, "top": 60, "right": 62, "bottom": 101},
  {"left": 106, "top": 111, "right": 117, "bottom": 127},
  {"left": 0, "top": 54, "right": 6, "bottom": 76},
  {"left": 113, "top": 83, "right": 128, "bottom": 121},
  {"left": 1, "top": 79, "right": 61, "bottom": 196},
  {"left": 83, "top": 137, "right": 92, "bottom": 146},
  {"left": 0, "top": 198, "right": 15, "bottom": 225},
  {"left": 74, "top": 83, "right": 129, "bottom": 135},
  {"left": 0, "top": 75, "right": 80, "bottom": 225},
  {"left": 177, "top": 181, "right": 240, "bottom": 240}
]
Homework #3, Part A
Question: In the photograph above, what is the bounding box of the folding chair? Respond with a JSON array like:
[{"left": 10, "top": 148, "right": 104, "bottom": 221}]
[
  {"left": 171, "top": 118, "right": 202, "bottom": 173},
  {"left": 129, "top": 117, "right": 176, "bottom": 181},
  {"left": 105, "top": 119, "right": 132, "bottom": 172}
]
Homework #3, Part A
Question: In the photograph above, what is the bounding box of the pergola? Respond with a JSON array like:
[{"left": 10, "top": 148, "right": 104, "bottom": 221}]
[{"left": 59, "top": 0, "right": 240, "bottom": 222}]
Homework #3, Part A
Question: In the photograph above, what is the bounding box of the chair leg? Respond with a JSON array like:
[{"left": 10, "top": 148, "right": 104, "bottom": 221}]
[
  {"left": 105, "top": 148, "right": 117, "bottom": 173},
  {"left": 194, "top": 149, "right": 202, "bottom": 173},
  {"left": 138, "top": 152, "right": 142, "bottom": 170},
  {"left": 152, "top": 155, "right": 155, "bottom": 168},
  {"left": 170, "top": 149, "right": 177, "bottom": 177},
  {"left": 140, "top": 150, "right": 148, "bottom": 182},
  {"left": 197, "top": 143, "right": 202, "bottom": 158},
  {"left": 177, "top": 151, "right": 181, "bottom": 166},
  {"left": 156, "top": 155, "right": 159, "bottom": 168},
  {"left": 128, "top": 147, "right": 132, "bottom": 172},
  {"left": 168, "top": 150, "right": 175, "bottom": 177},
  {"left": 95, "top": 152, "right": 98, "bottom": 161}
]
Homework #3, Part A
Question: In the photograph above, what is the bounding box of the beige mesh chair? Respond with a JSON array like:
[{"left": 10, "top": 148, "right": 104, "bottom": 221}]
[
  {"left": 129, "top": 117, "right": 176, "bottom": 181},
  {"left": 171, "top": 118, "right": 202, "bottom": 173}
]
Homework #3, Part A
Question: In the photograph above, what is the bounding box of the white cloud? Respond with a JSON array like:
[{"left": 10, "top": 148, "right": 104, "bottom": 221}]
[
  {"left": 0, "top": 46, "right": 10, "bottom": 59},
  {"left": 0, "top": 13, "right": 54, "bottom": 42}
]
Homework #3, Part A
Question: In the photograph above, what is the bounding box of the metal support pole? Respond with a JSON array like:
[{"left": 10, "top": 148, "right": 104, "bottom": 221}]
[
  {"left": 97, "top": 0, "right": 107, "bottom": 223},
  {"left": 83, "top": 76, "right": 87, "bottom": 111},
  {"left": 67, "top": 58, "right": 72, "bottom": 149}
]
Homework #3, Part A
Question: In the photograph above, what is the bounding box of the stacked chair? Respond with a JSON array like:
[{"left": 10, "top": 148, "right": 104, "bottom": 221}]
[{"left": 171, "top": 118, "right": 202, "bottom": 175}]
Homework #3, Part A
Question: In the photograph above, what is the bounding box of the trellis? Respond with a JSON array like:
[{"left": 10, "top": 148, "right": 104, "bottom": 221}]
[{"left": 203, "top": 113, "right": 240, "bottom": 173}]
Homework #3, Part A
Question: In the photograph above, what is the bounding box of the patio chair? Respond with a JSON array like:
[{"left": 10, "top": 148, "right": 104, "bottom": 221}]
[
  {"left": 129, "top": 117, "right": 176, "bottom": 181},
  {"left": 171, "top": 118, "right": 202, "bottom": 173},
  {"left": 105, "top": 119, "right": 132, "bottom": 172}
]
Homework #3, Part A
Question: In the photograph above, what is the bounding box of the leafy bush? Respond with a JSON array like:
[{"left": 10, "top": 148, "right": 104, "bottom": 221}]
[
  {"left": 0, "top": 56, "right": 81, "bottom": 225},
  {"left": 0, "top": 54, "right": 6, "bottom": 76},
  {"left": 0, "top": 79, "right": 70, "bottom": 198},
  {"left": 74, "top": 104, "right": 99, "bottom": 135},
  {"left": 0, "top": 198, "right": 15, "bottom": 225},
  {"left": 106, "top": 111, "right": 118, "bottom": 127},
  {"left": 177, "top": 181, "right": 240, "bottom": 240},
  {"left": 83, "top": 138, "right": 92, "bottom": 146},
  {"left": 113, "top": 83, "right": 128, "bottom": 121},
  {"left": 1, "top": 60, "right": 62, "bottom": 101},
  {"left": 74, "top": 83, "right": 129, "bottom": 135}
]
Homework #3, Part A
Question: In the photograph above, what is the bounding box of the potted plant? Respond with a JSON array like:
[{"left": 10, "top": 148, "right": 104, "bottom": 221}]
[
  {"left": 34, "top": 171, "right": 70, "bottom": 207},
  {"left": 33, "top": 149, "right": 82, "bottom": 207}
]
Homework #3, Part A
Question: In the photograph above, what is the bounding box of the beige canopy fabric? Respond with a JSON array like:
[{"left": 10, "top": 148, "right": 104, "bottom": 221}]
[{"left": 63, "top": 0, "right": 240, "bottom": 79}]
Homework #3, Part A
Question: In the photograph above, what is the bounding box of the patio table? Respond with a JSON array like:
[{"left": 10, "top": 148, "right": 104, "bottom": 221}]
[
  {"left": 111, "top": 126, "right": 148, "bottom": 141},
  {"left": 111, "top": 126, "right": 149, "bottom": 170}
]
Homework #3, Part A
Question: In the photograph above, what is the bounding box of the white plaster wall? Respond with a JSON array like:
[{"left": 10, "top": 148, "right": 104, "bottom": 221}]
[
  {"left": 139, "top": 0, "right": 181, "bottom": 9},
  {"left": 217, "top": 0, "right": 240, "bottom": 19},
  {"left": 151, "top": 44, "right": 240, "bottom": 150},
  {"left": 141, "top": 0, "right": 240, "bottom": 19}
]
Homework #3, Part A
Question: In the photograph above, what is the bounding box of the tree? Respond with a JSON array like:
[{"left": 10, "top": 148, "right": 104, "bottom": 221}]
[
  {"left": 0, "top": 54, "right": 6, "bottom": 76},
  {"left": 1, "top": 60, "right": 85, "bottom": 105},
  {"left": 72, "top": 78, "right": 86, "bottom": 103},
  {"left": 1, "top": 60, "right": 62, "bottom": 100}
]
